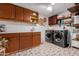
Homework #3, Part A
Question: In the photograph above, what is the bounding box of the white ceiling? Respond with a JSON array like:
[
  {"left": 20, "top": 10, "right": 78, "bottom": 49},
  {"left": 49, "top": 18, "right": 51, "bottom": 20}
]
[{"left": 13, "top": 3, "right": 75, "bottom": 17}]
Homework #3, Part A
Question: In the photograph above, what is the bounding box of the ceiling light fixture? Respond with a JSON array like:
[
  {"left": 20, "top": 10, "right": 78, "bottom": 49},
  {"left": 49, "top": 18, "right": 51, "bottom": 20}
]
[
  {"left": 47, "top": 6, "right": 52, "bottom": 11},
  {"left": 51, "top": 3, "right": 55, "bottom": 5}
]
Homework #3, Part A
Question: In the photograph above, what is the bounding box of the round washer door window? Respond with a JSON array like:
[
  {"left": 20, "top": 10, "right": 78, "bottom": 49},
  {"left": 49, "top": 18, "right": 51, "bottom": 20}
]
[{"left": 54, "top": 32, "right": 63, "bottom": 42}]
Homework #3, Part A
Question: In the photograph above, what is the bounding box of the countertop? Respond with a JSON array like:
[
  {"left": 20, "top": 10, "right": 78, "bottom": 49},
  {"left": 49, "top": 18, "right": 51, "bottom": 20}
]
[{"left": 0, "top": 31, "right": 41, "bottom": 34}]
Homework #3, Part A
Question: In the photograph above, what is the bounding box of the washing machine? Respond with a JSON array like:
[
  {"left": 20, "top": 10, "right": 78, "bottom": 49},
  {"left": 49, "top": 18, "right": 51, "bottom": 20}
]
[
  {"left": 53, "top": 30, "right": 69, "bottom": 48},
  {"left": 45, "top": 30, "right": 54, "bottom": 43}
]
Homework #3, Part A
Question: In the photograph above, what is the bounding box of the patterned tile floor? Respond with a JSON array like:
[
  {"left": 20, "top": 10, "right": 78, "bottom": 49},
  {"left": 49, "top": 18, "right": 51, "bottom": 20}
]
[{"left": 10, "top": 42, "right": 79, "bottom": 56}]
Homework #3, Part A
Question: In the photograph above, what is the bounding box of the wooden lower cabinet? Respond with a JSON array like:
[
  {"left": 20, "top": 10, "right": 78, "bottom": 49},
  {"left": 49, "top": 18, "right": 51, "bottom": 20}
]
[
  {"left": 0, "top": 32, "right": 41, "bottom": 54},
  {"left": 33, "top": 36, "right": 41, "bottom": 46},
  {"left": 33, "top": 32, "right": 41, "bottom": 46},
  {"left": 20, "top": 37, "right": 33, "bottom": 50},
  {"left": 0, "top": 33, "right": 19, "bottom": 54},
  {"left": 6, "top": 37, "right": 19, "bottom": 54}
]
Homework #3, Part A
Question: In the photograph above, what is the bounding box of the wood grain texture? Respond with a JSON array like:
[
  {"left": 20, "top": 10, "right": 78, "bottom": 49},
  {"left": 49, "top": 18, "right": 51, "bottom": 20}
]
[
  {"left": 0, "top": 32, "right": 41, "bottom": 54},
  {"left": 15, "top": 6, "right": 24, "bottom": 21},
  {"left": 0, "top": 3, "right": 15, "bottom": 19},
  {"left": 49, "top": 15, "right": 57, "bottom": 25}
]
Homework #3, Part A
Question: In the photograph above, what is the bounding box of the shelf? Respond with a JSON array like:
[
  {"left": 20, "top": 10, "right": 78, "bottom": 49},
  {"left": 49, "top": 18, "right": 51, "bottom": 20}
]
[
  {"left": 68, "top": 5, "right": 79, "bottom": 13},
  {"left": 30, "top": 12, "right": 38, "bottom": 23},
  {"left": 31, "top": 15, "right": 38, "bottom": 17},
  {"left": 72, "top": 39, "right": 79, "bottom": 41},
  {"left": 73, "top": 24, "right": 79, "bottom": 28},
  {"left": 31, "top": 17, "right": 38, "bottom": 20},
  {"left": 57, "top": 17, "right": 71, "bottom": 20}
]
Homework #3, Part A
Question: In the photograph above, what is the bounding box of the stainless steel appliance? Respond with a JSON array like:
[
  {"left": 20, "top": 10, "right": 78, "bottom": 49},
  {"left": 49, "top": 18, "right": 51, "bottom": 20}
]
[
  {"left": 53, "top": 30, "right": 68, "bottom": 48},
  {"left": 45, "top": 30, "right": 54, "bottom": 43}
]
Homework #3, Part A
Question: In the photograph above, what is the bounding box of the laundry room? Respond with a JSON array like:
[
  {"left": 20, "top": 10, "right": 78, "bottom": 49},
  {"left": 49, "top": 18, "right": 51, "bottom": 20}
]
[{"left": 0, "top": 3, "right": 79, "bottom": 56}]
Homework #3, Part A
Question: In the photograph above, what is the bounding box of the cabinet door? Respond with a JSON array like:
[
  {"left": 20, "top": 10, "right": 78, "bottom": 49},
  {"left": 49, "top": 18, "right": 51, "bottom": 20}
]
[
  {"left": 20, "top": 37, "right": 32, "bottom": 50},
  {"left": 0, "top": 3, "right": 15, "bottom": 19},
  {"left": 33, "top": 36, "right": 41, "bottom": 46},
  {"left": 15, "top": 6, "right": 24, "bottom": 21},
  {"left": 23, "top": 8, "right": 33, "bottom": 22},
  {"left": 33, "top": 32, "right": 41, "bottom": 46},
  {"left": 49, "top": 15, "right": 57, "bottom": 25},
  {"left": 0, "top": 33, "right": 19, "bottom": 54},
  {"left": 5, "top": 37, "right": 19, "bottom": 54}
]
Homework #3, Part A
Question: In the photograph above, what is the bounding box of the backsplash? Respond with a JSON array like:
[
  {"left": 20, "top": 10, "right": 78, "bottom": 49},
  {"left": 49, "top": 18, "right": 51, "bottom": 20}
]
[
  {"left": 0, "top": 20, "right": 47, "bottom": 42},
  {"left": 0, "top": 20, "right": 45, "bottom": 32}
]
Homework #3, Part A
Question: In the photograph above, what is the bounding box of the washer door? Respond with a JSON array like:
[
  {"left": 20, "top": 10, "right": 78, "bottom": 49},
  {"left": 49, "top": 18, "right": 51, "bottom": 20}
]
[
  {"left": 46, "top": 33, "right": 51, "bottom": 39},
  {"left": 54, "top": 31, "right": 63, "bottom": 42}
]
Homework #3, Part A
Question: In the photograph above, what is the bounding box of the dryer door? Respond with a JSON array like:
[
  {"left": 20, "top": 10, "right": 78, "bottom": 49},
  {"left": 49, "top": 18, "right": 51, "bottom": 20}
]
[{"left": 54, "top": 31, "right": 64, "bottom": 42}]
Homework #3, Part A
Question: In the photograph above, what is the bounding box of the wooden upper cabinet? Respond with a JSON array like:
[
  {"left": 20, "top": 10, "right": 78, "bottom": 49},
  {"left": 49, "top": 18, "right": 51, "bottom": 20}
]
[
  {"left": 23, "top": 8, "right": 33, "bottom": 22},
  {"left": 0, "top": 3, "right": 39, "bottom": 23},
  {"left": 0, "top": 3, "right": 15, "bottom": 19},
  {"left": 49, "top": 15, "right": 57, "bottom": 25},
  {"left": 15, "top": 6, "right": 24, "bottom": 21}
]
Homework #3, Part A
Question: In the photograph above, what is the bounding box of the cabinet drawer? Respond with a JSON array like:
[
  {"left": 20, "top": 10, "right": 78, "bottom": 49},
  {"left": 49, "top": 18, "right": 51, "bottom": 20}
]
[
  {"left": 5, "top": 33, "right": 19, "bottom": 38},
  {"left": 0, "top": 33, "right": 19, "bottom": 38},
  {"left": 0, "top": 34, "right": 6, "bottom": 37},
  {"left": 33, "top": 32, "right": 41, "bottom": 36},
  {"left": 20, "top": 32, "right": 32, "bottom": 37},
  {"left": 33, "top": 36, "right": 40, "bottom": 39}
]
